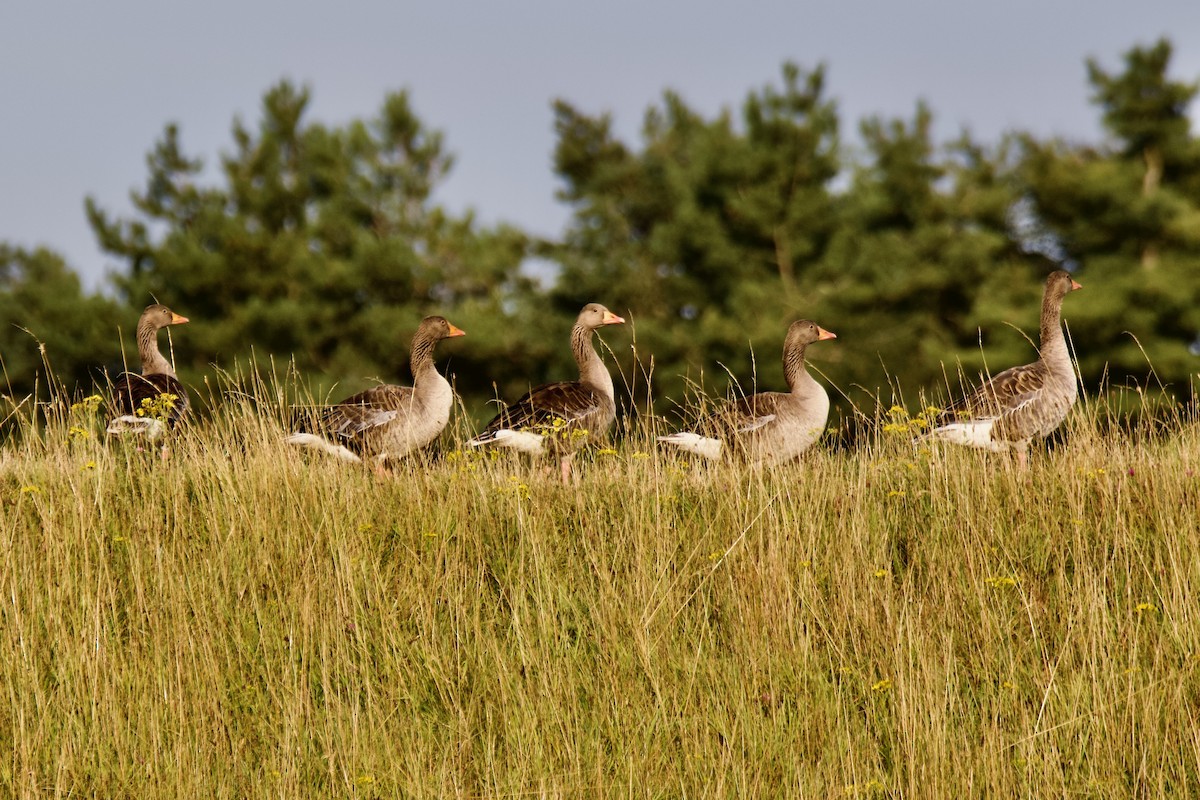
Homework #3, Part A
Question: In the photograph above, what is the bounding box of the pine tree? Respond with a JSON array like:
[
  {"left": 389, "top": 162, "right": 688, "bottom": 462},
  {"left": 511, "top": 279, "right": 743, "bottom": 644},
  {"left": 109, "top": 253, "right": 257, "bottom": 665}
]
[
  {"left": 549, "top": 64, "right": 840, "bottom": 411},
  {"left": 814, "top": 104, "right": 1048, "bottom": 408},
  {"left": 86, "top": 81, "right": 528, "bottom": 404},
  {"left": 1018, "top": 39, "right": 1200, "bottom": 392},
  {"left": 0, "top": 245, "right": 122, "bottom": 401}
]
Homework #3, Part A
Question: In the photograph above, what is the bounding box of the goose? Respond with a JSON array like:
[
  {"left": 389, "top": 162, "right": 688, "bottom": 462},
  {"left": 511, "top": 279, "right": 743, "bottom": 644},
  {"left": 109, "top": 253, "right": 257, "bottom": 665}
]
[
  {"left": 106, "top": 303, "right": 190, "bottom": 440},
  {"left": 468, "top": 303, "right": 625, "bottom": 481},
  {"left": 658, "top": 320, "right": 837, "bottom": 464},
  {"left": 923, "top": 269, "right": 1082, "bottom": 465},
  {"left": 286, "top": 316, "right": 465, "bottom": 467}
]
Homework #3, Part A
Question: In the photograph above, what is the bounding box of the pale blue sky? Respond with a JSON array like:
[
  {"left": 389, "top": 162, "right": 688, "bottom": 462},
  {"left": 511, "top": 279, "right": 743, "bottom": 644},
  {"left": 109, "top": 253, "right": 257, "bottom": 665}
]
[{"left": 2, "top": 1, "right": 1198, "bottom": 289}]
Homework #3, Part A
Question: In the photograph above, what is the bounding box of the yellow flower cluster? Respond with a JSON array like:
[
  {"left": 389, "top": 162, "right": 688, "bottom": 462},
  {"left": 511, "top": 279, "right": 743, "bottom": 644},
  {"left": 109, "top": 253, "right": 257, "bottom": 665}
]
[
  {"left": 445, "top": 448, "right": 500, "bottom": 473},
  {"left": 137, "top": 393, "right": 179, "bottom": 422},
  {"left": 528, "top": 415, "right": 588, "bottom": 443},
  {"left": 70, "top": 394, "right": 103, "bottom": 414},
  {"left": 880, "top": 405, "right": 942, "bottom": 435}
]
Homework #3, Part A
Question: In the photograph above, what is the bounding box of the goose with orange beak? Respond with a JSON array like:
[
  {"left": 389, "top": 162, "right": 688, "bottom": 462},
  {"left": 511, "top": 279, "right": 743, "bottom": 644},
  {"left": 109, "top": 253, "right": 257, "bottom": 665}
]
[
  {"left": 923, "top": 269, "right": 1083, "bottom": 467},
  {"left": 469, "top": 303, "right": 625, "bottom": 482},
  {"left": 107, "top": 303, "right": 191, "bottom": 441},
  {"left": 659, "top": 320, "right": 837, "bottom": 464},
  {"left": 287, "top": 316, "right": 466, "bottom": 467}
]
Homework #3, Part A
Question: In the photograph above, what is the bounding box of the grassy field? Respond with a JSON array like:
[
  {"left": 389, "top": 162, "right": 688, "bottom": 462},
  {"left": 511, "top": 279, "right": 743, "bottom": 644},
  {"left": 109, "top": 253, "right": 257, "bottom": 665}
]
[{"left": 1, "top": 378, "right": 1198, "bottom": 798}]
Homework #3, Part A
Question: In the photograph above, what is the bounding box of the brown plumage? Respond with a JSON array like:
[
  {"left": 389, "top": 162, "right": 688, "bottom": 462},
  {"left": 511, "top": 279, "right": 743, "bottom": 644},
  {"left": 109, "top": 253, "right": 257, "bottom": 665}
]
[
  {"left": 926, "top": 270, "right": 1083, "bottom": 463},
  {"left": 107, "top": 304, "right": 190, "bottom": 439},
  {"left": 659, "top": 320, "right": 837, "bottom": 464},
  {"left": 468, "top": 303, "right": 625, "bottom": 478},
  {"left": 286, "top": 316, "right": 465, "bottom": 465}
]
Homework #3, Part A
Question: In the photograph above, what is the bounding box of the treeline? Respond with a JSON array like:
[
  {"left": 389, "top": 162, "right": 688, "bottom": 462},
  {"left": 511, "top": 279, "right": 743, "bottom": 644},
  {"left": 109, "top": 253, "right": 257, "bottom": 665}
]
[{"left": 2, "top": 39, "right": 1198, "bottom": 423}]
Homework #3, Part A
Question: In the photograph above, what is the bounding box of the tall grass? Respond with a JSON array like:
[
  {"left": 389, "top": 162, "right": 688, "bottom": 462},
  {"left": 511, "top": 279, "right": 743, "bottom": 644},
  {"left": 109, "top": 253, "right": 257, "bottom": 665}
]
[{"left": 1, "top": 369, "right": 1198, "bottom": 797}]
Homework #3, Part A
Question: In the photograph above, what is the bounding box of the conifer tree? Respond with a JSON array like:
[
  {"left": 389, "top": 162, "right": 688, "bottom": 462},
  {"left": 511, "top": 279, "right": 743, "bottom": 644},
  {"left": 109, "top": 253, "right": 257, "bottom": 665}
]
[
  {"left": 0, "top": 245, "right": 122, "bottom": 401},
  {"left": 549, "top": 64, "right": 840, "bottom": 410},
  {"left": 87, "top": 82, "right": 528, "bottom": 403},
  {"left": 1018, "top": 39, "right": 1200, "bottom": 391}
]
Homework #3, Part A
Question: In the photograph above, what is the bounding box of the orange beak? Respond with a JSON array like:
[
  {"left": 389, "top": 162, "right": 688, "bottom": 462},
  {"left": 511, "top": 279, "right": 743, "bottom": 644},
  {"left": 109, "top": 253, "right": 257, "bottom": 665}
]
[
  {"left": 817, "top": 327, "right": 837, "bottom": 341},
  {"left": 170, "top": 313, "right": 189, "bottom": 325},
  {"left": 602, "top": 310, "right": 625, "bottom": 325},
  {"left": 447, "top": 323, "right": 466, "bottom": 337},
  {"left": 1070, "top": 279, "right": 1083, "bottom": 291}
]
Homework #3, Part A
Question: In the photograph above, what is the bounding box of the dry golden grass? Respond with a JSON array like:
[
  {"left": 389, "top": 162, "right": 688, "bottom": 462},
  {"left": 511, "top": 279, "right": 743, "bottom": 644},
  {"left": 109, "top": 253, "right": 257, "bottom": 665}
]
[{"left": 1, "top": 378, "right": 1198, "bottom": 797}]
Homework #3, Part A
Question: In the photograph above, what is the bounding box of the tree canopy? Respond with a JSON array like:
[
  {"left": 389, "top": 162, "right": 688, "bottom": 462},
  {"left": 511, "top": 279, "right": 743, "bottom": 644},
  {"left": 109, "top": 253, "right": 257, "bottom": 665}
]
[
  {"left": 0, "top": 245, "right": 121, "bottom": 404},
  {"left": 85, "top": 82, "right": 531, "bottom": 406},
  {"left": 1, "top": 38, "right": 1197, "bottom": 423}
]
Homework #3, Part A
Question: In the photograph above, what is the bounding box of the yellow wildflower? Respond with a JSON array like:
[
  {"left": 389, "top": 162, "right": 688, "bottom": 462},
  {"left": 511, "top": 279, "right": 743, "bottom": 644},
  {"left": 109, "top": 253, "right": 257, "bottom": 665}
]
[
  {"left": 507, "top": 476, "right": 530, "bottom": 499},
  {"left": 136, "top": 393, "right": 179, "bottom": 422},
  {"left": 70, "top": 394, "right": 103, "bottom": 413}
]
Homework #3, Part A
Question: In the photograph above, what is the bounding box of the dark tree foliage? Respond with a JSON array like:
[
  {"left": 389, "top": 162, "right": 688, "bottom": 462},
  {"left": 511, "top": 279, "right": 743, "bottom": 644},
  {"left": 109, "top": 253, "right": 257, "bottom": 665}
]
[
  {"left": 549, "top": 43, "right": 1200, "bottom": 418},
  {"left": 814, "top": 105, "right": 1050, "bottom": 409},
  {"left": 1018, "top": 38, "right": 1200, "bottom": 393},
  {"left": 6, "top": 39, "right": 1189, "bottom": 432},
  {"left": 548, "top": 64, "right": 842, "bottom": 416},
  {"left": 87, "top": 82, "right": 531, "bottom": 408},
  {"left": 0, "top": 245, "right": 123, "bottom": 402},
  {"left": 547, "top": 67, "right": 1054, "bottom": 418}
]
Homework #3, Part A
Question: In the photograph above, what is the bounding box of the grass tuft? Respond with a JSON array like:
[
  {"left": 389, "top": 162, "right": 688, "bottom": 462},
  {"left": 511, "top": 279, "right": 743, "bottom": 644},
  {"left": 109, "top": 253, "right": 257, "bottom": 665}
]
[{"left": 1, "top": 369, "right": 1198, "bottom": 796}]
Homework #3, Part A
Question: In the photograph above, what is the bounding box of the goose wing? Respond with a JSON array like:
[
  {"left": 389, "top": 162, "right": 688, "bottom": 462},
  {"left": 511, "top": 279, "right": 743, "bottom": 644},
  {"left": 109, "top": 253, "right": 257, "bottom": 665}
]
[
  {"left": 480, "top": 381, "right": 610, "bottom": 438},
  {"left": 111, "top": 372, "right": 189, "bottom": 425},
  {"left": 720, "top": 392, "right": 785, "bottom": 435},
  {"left": 943, "top": 361, "right": 1048, "bottom": 423},
  {"left": 320, "top": 385, "right": 416, "bottom": 442}
]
